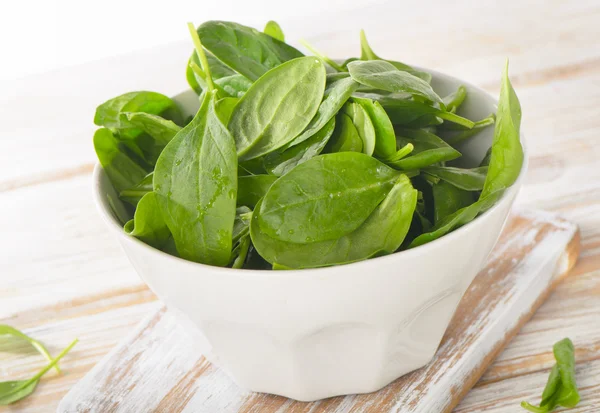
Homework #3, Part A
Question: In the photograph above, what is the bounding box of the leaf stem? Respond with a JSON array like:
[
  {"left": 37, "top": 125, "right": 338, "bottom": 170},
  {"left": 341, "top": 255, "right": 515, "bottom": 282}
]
[
  {"left": 386, "top": 143, "right": 414, "bottom": 162},
  {"left": 187, "top": 22, "right": 215, "bottom": 92},
  {"left": 437, "top": 111, "right": 475, "bottom": 129},
  {"left": 299, "top": 39, "right": 345, "bottom": 72}
]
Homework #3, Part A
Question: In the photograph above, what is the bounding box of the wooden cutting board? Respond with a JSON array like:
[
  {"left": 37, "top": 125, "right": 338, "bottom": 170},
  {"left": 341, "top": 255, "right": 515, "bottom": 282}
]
[{"left": 58, "top": 209, "right": 580, "bottom": 413}]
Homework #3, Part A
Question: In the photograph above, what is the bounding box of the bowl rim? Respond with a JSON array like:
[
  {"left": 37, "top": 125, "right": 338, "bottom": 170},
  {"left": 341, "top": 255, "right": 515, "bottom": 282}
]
[{"left": 93, "top": 66, "right": 528, "bottom": 277}]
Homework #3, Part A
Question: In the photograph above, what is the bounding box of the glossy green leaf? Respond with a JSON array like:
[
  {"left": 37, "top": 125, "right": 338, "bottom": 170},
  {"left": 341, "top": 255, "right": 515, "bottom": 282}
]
[
  {"left": 197, "top": 21, "right": 303, "bottom": 81},
  {"left": 424, "top": 166, "right": 488, "bottom": 191},
  {"left": 121, "top": 112, "right": 181, "bottom": 145},
  {"left": 432, "top": 181, "right": 474, "bottom": 224},
  {"left": 442, "top": 85, "right": 467, "bottom": 113},
  {"left": 286, "top": 76, "right": 359, "bottom": 147},
  {"left": 387, "top": 128, "right": 461, "bottom": 170},
  {"left": 237, "top": 175, "right": 278, "bottom": 208},
  {"left": 347, "top": 60, "right": 442, "bottom": 104},
  {"left": 263, "top": 20, "right": 285, "bottom": 41},
  {"left": 229, "top": 56, "right": 326, "bottom": 161},
  {"left": 264, "top": 117, "right": 336, "bottom": 176},
  {"left": 257, "top": 152, "right": 400, "bottom": 243},
  {"left": 94, "top": 91, "right": 182, "bottom": 139},
  {"left": 326, "top": 112, "right": 363, "bottom": 153},
  {"left": 215, "top": 97, "right": 239, "bottom": 125},
  {"left": 0, "top": 325, "right": 60, "bottom": 374},
  {"left": 94, "top": 128, "right": 149, "bottom": 193},
  {"left": 553, "top": 338, "right": 580, "bottom": 407},
  {"left": 0, "top": 339, "right": 77, "bottom": 406},
  {"left": 251, "top": 174, "right": 416, "bottom": 268},
  {"left": 124, "top": 192, "right": 171, "bottom": 249},
  {"left": 154, "top": 91, "right": 237, "bottom": 265},
  {"left": 343, "top": 102, "right": 376, "bottom": 156},
  {"left": 214, "top": 74, "right": 253, "bottom": 98},
  {"left": 352, "top": 96, "right": 396, "bottom": 158},
  {"left": 480, "top": 61, "right": 524, "bottom": 199}
]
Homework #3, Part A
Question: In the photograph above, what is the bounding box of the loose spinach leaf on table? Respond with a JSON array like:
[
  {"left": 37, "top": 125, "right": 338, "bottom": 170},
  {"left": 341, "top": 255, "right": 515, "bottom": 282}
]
[
  {"left": 154, "top": 90, "right": 237, "bottom": 265},
  {"left": 0, "top": 338, "right": 78, "bottom": 405},
  {"left": 0, "top": 325, "right": 60, "bottom": 374},
  {"left": 251, "top": 174, "right": 416, "bottom": 268},
  {"left": 229, "top": 56, "right": 326, "bottom": 160},
  {"left": 263, "top": 20, "right": 285, "bottom": 41},
  {"left": 264, "top": 117, "right": 336, "bottom": 176},
  {"left": 197, "top": 21, "right": 303, "bottom": 81},
  {"left": 257, "top": 152, "right": 400, "bottom": 243}
]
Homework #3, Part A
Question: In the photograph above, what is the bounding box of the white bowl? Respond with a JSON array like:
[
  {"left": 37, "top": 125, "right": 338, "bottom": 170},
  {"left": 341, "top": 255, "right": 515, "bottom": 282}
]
[{"left": 93, "top": 68, "right": 527, "bottom": 401}]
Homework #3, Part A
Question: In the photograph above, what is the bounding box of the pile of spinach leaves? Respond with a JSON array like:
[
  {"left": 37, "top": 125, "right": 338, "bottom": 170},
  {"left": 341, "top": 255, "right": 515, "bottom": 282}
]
[{"left": 93, "top": 20, "right": 523, "bottom": 270}]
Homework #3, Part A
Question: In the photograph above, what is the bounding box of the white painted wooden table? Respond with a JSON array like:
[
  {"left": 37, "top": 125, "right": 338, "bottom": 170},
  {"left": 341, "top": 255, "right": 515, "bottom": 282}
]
[{"left": 2, "top": 1, "right": 600, "bottom": 411}]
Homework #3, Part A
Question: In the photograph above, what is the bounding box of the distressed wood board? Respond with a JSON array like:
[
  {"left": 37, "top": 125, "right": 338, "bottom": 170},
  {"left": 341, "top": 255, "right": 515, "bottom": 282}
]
[{"left": 57, "top": 209, "right": 580, "bottom": 413}]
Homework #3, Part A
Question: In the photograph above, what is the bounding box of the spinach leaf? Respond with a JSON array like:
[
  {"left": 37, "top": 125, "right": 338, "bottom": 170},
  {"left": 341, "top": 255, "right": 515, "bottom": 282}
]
[
  {"left": 237, "top": 175, "right": 278, "bottom": 208},
  {"left": 424, "top": 166, "right": 489, "bottom": 191},
  {"left": 94, "top": 91, "right": 182, "bottom": 138},
  {"left": 107, "top": 193, "right": 132, "bottom": 225},
  {"left": 480, "top": 61, "right": 523, "bottom": 199},
  {"left": 0, "top": 339, "right": 77, "bottom": 405},
  {"left": 197, "top": 21, "right": 303, "bottom": 81},
  {"left": 300, "top": 39, "right": 345, "bottom": 72},
  {"left": 432, "top": 181, "right": 474, "bottom": 224},
  {"left": 263, "top": 20, "right": 285, "bottom": 41},
  {"left": 445, "top": 113, "right": 495, "bottom": 145},
  {"left": 230, "top": 207, "right": 253, "bottom": 268},
  {"left": 154, "top": 91, "right": 237, "bottom": 266},
  {"left": 326, "top": 112, "right": 363, "bottom": 153},
  {"left": 387, "top": 128, "right": 461, "bottom": 170},
  {"left": 352, "top": 96, "right": 396, "bottom": 158},
  {"left": 229, "top": 56, "right": 326, "bottom": 161},
  {"left": 264, "top": 117, "right": 336, "bottom": 176},
  {"left": 257, "top": 152, "right": 400, "bottom": 243},
  {"left": 286, "top": 76, "right": 359, "bottom": 147},
  {"left": 94, "top": 128, "right": 149, "bottom": 193},
  {"left": 214, "top": 74, "right": 253, "bottom": 98},
  {"left": 442, "top": 85, "right": 467, "bottom": 113},
  {"left": 120, "top": 172, "right": 153, "bottom": 206},
  {"left": 347, "top": 60, "right": 442, "bottom": 104},
  {"left": 215, "top": 97, "right": 239, "bottom": 125},
  {"left": 124, "top": 192, "right": 171, "bottom": 249},
  {"left": 251, "top": 174, "right": 416, "bottom": 268},
  {"left": 0, "top": 325, "right": 60, "bottom": 374},
  {"left": 121, "top": 112, "right": 181, "bottom": 145},
  {"left": 186, "top": 51, "right": 237, "bottom": 94},
  {"left": 343, "top": 102, "right": 376, "bottom": 156},
  {"left": 359, "top": 30, "right": 431, "bottom": 82}
]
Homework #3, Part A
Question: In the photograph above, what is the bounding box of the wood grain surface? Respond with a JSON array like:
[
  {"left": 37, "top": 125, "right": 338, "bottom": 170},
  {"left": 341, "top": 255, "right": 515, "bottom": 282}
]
[
  {"left": 1, "top": 0, "right": 600, "bottom": 411},
  {"left": 57, "top": 210, "right": 581, "bottom": 413}
]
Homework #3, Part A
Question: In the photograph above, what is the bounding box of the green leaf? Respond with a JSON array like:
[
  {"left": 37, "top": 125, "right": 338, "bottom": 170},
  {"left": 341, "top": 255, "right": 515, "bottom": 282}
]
[
  {"left": 352, "top": 96, "right": 396, "bottom": 158},
  {"left": 263, "top": 20, "right": 285, "bottom": 41},
  {"left": 326, "top": 112, "right": 363, "bottom": 153},
  {"left": 480, "top": 61, "right": 523, "bottom": 199},
  {"left": 215, "top": 97, "right": 239, "bottom": 125},
  {"left": 94, "top": 128, "right": 149, "bottom": 193},
  {"left": 432, "top": 181, "right": 474, "bottom": 224},
  {"left": 442, "top": 85, "right": 467, "bottom": 113},
  {"left": 424, "top": 166, "right": 489, "bottom": 191},
  {"left": 286, "top": 76, "right": 359, "bottom": 147},
  {"left": 121, "top": 112, "right": 182, "bottom": 145},
  {"left": 214, "top": 74, "right": 253, "bottom": 98},
  {"left": 553, "top": 338, "right": 580, "bottom": 407},
  {"left": 124, "top": 192, "right": 171, "bottom": 249},
  {"left": 154, "top": 91, "right": 237, "bottom": 266},
  {"left": 257, "top": 152, "right": 400, "bottom": 243},
  {"left": 186, "top": 51, "right": 237, "bottom": 94},
  {"left": 237, "top": 175, "right": 278, "bottom": 208},
  {"left": 251, "top": 174, "right": 417, "bottom": 268},
  {"left": 343, "top": 102, "right": 376, "bottom": 156},
  {"left": 119, "top": 172, "right": 153, "bottom": 206},
  {"left": 229, "top": 56, "right": 326, "bottom": 161},
  {"left": 445, "top": 113, "right": 495, "bottom": 145},
  {"left": 264, "top": 117, "right": 336, "bottom": 176},
  {"left": 0, "top": 325, "right": 60, "bottom": 374},
  {"left": 94, "top": 91, "right": 182, "bottom": 139},
  {"left": 0, "top": 339, "right": 77, "bottom": 405},
  {"left": 347, "top": 60, "right": 442, "bottom": 104},
  {"left": 388, "top": 128, "right": 461, "bottom": 170},
  {"left": 197, "top": 21, "right": 303, "bottom": 81}
]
